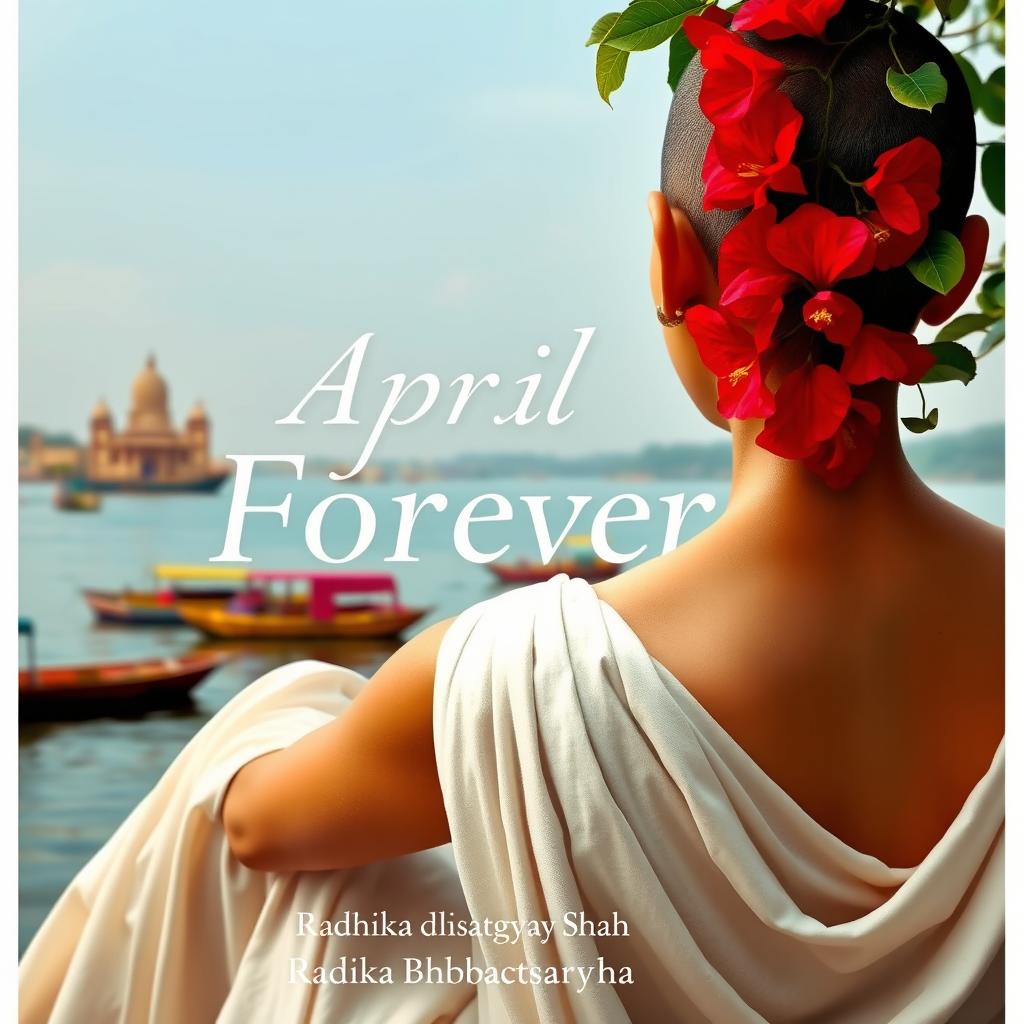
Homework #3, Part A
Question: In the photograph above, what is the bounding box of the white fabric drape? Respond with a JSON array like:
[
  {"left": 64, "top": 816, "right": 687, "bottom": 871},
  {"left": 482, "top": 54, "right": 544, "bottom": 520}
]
[
  {"left": 434, "top": 576, "right": 1004, "bottom": 1024},
  {"left": 20, "top": 575, "right": 1003, "bottom": 1023},
  {"left": 19, "top": 661, "right": 477, "bottom": 1024}
]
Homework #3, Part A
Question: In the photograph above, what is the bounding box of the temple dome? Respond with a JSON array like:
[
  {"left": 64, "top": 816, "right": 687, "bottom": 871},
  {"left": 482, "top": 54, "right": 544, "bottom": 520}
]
[
  {"left": 187, "top": 400, "right": 208, "bottom": 424},
  {"left": 91, "top": 398, "right": 111, "bottom": 422},
  {"left": 127, "top": 355, "right": 172, "bottom": 433}
]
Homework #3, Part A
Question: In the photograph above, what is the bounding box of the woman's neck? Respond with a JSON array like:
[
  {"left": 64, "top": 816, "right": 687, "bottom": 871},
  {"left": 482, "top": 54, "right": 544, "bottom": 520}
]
[{"left": 722, "top": 384, "right": 932, "bottom": 533}]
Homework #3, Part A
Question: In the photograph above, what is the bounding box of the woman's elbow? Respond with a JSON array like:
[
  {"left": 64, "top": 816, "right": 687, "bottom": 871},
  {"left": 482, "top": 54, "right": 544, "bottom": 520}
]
[{"left": 222, "top": 763, "right": 280, "bottom": 871}]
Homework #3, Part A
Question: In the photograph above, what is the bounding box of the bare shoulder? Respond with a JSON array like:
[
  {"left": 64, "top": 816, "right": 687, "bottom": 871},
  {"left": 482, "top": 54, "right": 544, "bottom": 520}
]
[{"left": 378, "top": 616, "right": 456, "bottom": 685}]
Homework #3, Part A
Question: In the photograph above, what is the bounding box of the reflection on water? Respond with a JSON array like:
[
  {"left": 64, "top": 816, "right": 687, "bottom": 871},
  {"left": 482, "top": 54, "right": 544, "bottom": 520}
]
[{"left": 17, "top": 475, "right": 1003, "bottom": 953}]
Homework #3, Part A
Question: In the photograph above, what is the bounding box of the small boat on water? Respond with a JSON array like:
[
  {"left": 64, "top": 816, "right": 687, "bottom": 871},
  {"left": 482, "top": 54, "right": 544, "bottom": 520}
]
[
  {"left": 176, "top": 571, "right": 428, "bottom": 641},
  {"left": 54, "top": 482, "right": 101, "bottom": 512},
  {"left": 486, "top": 535, "right": 622, "bottom": 585},
  {"left": 18, "top": 618, "right": 230, "bottom": 720},
  {"left": 83, "top": 565, "right": 249, "bottom": 625}
]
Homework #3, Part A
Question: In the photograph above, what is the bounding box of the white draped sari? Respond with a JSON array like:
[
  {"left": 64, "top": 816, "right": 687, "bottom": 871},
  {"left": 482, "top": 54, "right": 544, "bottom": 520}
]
[{"left": 20, "top": 576, "right": 1003, "bottom": 1023}]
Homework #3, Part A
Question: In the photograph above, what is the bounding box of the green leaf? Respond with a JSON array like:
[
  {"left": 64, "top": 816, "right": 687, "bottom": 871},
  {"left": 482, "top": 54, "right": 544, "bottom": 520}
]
[
  {"left": 976, "top": 289, "right": 1002, "bottom": 317},
  {"left": 935, "top": 313, "right": 996, "bottom": 342},
  {"left": 602, "top": 0, "right": 704, "bottom": 52},
  {"left": 981, "top": 142, "right": 1005, "bottom": 213},
  {"left": 920, "top": 341, "right": 977, "bottom": 384},
  {"left": 886, "top": 62, "right": 948, "bottom": 112},
  {"left": 902, "top": 414, "right": 939, "bottom": 433},
  {"left": 587, "top": 11, "right": 621, "bottom": 46},
  {"left": 977, "top": 318, "right": 1005, "bottom": 357},
  {"left": 979, "top": 67, "right": 1005, "bottom": 126},
  {"left": 982, "top": 271, "right": 1005, "bottom": 311},
  {"left": 667, "top": 27, "right": 697, "bottom": 90},
  {"left": 954, "top": 55, "right": 984, "bottom": 113},
  {"left": 907, "top": 230, "right": 965, "bottom": 294},
  {"left": 596, "top": 44, "right": 630, "bottom": 105}
]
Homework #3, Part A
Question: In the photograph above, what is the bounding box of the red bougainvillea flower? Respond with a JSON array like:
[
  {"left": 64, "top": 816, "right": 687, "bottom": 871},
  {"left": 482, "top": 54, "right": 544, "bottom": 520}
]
[
  {"left": 684, "top": 16, "right": 787, "bottom": 124},
  {"left": 732, "top": 0, "right": 845, "bottom": 40},
  {"left": 718, "top": 205, "right": 798, "bottom": 318},
  {"left": 685, "top": 305, "right": 776, "bottom": 420},
  {"left": 864, "top": 138, "right": 941, "bottom": 236},
  {"left": 757, "top": 363, "right": 851, "bottom": 460},
  {"left": 702, "top": 92, "right": 807, "bottom": 210},
  {"left": 767, "top": 203, "right": 877, "bottom": 290},
  {"left": 841, "top": 325, "right": 936, "bottom": 386},
  {"left": 802, "top": 291, "right": 863, "bottom": 345},
  {"left": 862, "top": 212, "right": 928, "bottom": 272},
  {"left": 804, "top": 398, "right": 882, "bottom": 489}
]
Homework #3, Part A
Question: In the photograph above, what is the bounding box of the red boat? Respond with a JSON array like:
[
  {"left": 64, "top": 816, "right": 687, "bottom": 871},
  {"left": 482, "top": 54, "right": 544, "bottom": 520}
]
[
  {"left": 486, "top": 557, "right": 621, "bottom": 585},
  {"left": 18, "top": 629, "right": 230, "bottom": 720}
]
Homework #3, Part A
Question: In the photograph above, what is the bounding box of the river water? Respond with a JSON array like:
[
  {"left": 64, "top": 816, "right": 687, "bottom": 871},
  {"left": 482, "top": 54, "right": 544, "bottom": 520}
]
[{"left": 17, "top": 474, "right": 1004, "bottom": 953}]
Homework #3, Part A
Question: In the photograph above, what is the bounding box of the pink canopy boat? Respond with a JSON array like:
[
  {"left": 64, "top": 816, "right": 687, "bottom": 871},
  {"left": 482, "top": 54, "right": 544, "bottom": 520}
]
[{"left": 176, "top": 570, "right": 428, "bottom": 640}]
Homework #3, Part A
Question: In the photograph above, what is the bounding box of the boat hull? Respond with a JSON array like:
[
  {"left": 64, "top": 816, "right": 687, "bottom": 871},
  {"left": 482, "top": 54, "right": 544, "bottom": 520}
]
[
  {"left": 19, "top": 652, "right": 229, "bottom": 721},
  {"left": 55, "top": 490, "right": 101, "bottom": 511},
  {"left": 83, "top": 588, "right": 239, "bottom": 625},
  {"left": 486, "top": 560, "right": 621, "bottom": 585},
  {"left": 177, "top": 601, "right": 428, "bottom": 640},
  {"left": 64, "top": 471, "right": 230, "bottom": 495}
]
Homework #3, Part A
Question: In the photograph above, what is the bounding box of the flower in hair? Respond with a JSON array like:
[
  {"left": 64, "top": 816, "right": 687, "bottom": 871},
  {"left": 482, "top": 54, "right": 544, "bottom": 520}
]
[
  {"left": 862, "top": 212, "right": 929, "bottom": 272},
  {"left": 702, "top": 92, "right": 807, "bottom": 210},
  {"left": 717, "top": 205, "right": 797, "bottom": 320},
  {"left": 801, "top": 291, "right": 863, "bottom": 346},
  {"left": 840, "top": 324, "right": 935, "bottom": 386},
  {"left": 732, "top": 0, "right": 846, "bottom": 41},
  {"left": 684, "top": 305, "right": 776, "bottom": 420},
  {"left": 767, "top": 204, "right": 877, "bottom": 290},
  {"left": 803, "top": 398, "right": 882, "bottom": 489},
  {"left": 756, "top": 363, "right": 851, "bottom": 460},
  {"left": 717, "top": 203, "right": 875, "bottom": 326},
  {"left": 683, "top": 16, "right": 787, "bottom": 124},
  {"left": 864, "top": 138, "right": 941, "bottom": 236}
]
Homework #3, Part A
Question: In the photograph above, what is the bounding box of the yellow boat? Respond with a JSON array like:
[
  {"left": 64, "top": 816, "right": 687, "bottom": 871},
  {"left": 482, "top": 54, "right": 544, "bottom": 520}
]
[{"left": 176, "top": 570, "right": 428, "bottom": 641}]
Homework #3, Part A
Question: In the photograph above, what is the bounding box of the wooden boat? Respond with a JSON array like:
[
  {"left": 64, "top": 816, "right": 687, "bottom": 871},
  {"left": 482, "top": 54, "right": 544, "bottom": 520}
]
[
  {"left": 54, "top": 482, "right": 101, "bottom": 512},
  {"left": 62, "top": 469, "right": 230, "bottom": 494},
  {"left": 83, "top": 565, "right": 249, "bottom": 625},
  {"left": 18, "top": 620, "right": 230, "bottom": 720},
  {"left": 486, "top": 536, "right": 621, "bottom": 585},
  {"left": 486, "top": 558, "right": 621, "bottom": 585},
  {"left": 177, "top": 570, "right": 428, "bottom": 640}
]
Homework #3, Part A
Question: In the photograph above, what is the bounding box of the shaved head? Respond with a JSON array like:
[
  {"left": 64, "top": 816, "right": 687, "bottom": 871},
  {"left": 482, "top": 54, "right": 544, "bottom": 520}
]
[{"left": 661, "top": 1, "right": 976, "bottom": 330}]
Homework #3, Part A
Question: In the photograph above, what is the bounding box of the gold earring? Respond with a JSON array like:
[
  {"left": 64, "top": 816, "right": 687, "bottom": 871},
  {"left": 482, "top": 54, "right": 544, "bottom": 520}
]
[{"left": 656, "top": 305, "right": 686, "bottom": 328}]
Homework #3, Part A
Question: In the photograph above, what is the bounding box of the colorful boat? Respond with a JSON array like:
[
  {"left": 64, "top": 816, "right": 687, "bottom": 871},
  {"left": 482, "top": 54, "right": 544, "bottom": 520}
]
[
  {"left": 176, "top": 571, "right": 428, "bottom": 640},
  {"left": 83, "top": 565, "right": 249, "bottom": 625},
  {"left": 18, "top": 619, "right": 229, "bottom": 720},
  {"left": 54, "top": 482, "right": 101, "bottom": 512},
  {"left": 486, "top": 535, "right": 622, "bottom": 585}
]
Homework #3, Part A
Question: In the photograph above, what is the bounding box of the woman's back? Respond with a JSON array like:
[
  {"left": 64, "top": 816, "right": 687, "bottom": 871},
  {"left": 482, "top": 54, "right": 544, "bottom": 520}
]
[{"left": 597, "top": 476, "right": 1004, "bottom": 867}]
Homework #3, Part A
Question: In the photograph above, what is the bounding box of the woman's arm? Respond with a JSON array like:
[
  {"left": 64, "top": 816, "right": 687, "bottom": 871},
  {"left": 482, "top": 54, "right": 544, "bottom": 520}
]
[{"left": 222, "top": 618, "right": 453, "bottom": 872}]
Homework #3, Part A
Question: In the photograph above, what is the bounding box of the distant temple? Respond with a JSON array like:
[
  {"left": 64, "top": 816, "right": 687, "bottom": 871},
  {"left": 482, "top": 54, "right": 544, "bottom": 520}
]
[{"left": 83, "top": 356, "right": 227, "bottom": 493}]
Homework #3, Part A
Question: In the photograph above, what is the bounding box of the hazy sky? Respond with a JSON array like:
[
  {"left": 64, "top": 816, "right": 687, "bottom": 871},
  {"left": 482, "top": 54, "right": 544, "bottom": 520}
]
[{"left": 20, "top": 0, "right": 1005, "bottom": 463}]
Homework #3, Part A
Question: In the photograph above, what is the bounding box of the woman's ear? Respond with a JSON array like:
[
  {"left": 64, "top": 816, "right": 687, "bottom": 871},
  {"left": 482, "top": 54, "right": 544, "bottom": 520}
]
[
  {"left": 648, "top": 192, "right": 728, "bottom": 431},
  {"left": 920, "top": 215, "right": 990, "bottom": 327},
  {"left": 647, "top": 192, "right": 718, "bottom": 317}
]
